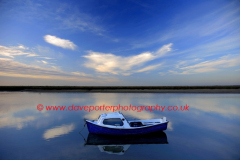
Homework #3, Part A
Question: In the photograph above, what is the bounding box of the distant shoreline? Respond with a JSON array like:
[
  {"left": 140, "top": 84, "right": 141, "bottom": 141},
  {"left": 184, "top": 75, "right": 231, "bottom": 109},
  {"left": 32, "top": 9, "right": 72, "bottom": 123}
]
[{"left": 0, "top": 86, "right": 240, "bottom": 93}]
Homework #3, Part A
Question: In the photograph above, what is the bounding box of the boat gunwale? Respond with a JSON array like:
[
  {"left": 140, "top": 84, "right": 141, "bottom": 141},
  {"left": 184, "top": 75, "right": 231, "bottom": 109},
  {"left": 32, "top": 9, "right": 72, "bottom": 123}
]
[{"left": 86, "top": 120, "right": 169, "bottom": 130}]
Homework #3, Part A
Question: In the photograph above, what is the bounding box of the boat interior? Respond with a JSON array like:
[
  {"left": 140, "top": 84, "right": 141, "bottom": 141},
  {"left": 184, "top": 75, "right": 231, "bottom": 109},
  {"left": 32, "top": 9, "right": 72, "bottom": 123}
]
[{"left": 129, "top": 122, "right": 145, "bottom": 127}]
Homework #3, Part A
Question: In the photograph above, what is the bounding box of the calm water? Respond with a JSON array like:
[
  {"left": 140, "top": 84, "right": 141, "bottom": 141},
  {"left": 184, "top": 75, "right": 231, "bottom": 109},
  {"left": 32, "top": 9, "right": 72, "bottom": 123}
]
[{"left": 0, "top": 92, "right": 240, "bottom": 160}]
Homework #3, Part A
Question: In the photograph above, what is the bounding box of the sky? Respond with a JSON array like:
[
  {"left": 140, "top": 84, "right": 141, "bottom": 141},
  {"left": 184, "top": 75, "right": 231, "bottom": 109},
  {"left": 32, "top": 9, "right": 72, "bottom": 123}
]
[{"left": 0, "top": 0, "right": 239, "bottom": 86}]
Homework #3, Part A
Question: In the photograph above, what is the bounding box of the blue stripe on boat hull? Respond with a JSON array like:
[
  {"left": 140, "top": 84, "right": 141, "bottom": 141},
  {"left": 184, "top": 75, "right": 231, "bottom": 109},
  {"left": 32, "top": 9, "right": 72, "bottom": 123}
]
[{"left": 86, "top": 121, "right": 168, "bottom": 136}]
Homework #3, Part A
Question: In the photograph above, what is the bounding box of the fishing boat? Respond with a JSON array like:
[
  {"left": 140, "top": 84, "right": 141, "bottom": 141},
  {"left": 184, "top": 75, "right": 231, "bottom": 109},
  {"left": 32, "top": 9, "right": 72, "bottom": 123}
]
[{"left": 85, "top": 112, "right": 168, "bottom": 136}]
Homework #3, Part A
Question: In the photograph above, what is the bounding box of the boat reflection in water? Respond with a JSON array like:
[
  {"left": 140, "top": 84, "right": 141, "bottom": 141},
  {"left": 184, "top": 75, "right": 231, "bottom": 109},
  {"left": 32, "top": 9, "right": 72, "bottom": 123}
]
[{"left": 84, "top": 131, "right": 168, "bottom": 155}]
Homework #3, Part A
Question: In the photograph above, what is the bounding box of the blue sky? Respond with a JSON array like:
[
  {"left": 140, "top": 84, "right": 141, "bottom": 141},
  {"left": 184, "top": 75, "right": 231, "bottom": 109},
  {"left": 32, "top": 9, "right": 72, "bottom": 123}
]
[{"left": 0, "top": 0, "right": 239, "bottom": 85}]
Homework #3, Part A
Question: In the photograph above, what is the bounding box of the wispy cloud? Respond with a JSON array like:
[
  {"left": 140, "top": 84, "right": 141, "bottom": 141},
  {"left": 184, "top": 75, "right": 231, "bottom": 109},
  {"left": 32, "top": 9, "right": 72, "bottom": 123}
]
[
  {"left": 41, "top": 57, "right": 54, "bottom": 60},
  {"left": 26, "top": 53, "right": 39, "bottom": 57},
  {"left": 0, "top": 58, "right": 92, "bottom": 81},
  {"left": 130, "top": 2, "right": 240, "bottom": 50},
  {"left": 41, "top": 60, "right": 48, "bottom": 64},
  {"left": 174, "top": 34, "right": 240, "bottom": 59},
  {"left": 44, "top": 35, "right": 77, "bottom": 50},
  {"left": 169, "top": 54, "right": 240, "bottom": 75},
  {"left": 71, "top": 71, "right": 90, "bottom": 76},
  {"left": 56, "top": 12, "right": 104, "bottom": 33},
  {"left": 83, "top": 43, "right": 172, "bottom": 75},
  {"left": 136, "top": 63, "right": 162, "bottom": 73},
  {"left": 0, "top": 45, "right": 38, "bottom": 58},
  {"left": 4, "top": 1, "right": 105, "bottom": 35}
]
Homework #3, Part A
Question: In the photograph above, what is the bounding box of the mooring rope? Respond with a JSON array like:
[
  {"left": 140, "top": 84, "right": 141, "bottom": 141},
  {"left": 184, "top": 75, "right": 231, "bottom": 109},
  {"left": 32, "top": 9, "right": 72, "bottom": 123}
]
[
  {"left": 79, "top": 121, "right": 86, "bottom": 133},
  {"left": 79, "top": 121, "right": 87, "bottom": 145}
]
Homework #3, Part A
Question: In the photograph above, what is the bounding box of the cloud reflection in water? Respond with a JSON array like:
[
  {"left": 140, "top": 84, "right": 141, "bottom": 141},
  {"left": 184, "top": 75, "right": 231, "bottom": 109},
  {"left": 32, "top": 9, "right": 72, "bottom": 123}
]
[{"left": 43, "top": 123, "right": 75, "bottom": 140}]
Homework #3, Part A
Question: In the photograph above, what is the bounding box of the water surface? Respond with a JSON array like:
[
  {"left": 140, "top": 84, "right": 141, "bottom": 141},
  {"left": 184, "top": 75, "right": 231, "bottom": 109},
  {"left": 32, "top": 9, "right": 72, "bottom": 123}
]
[{"left": 0, "top": 92, "right": 239, "bottom": 160}]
